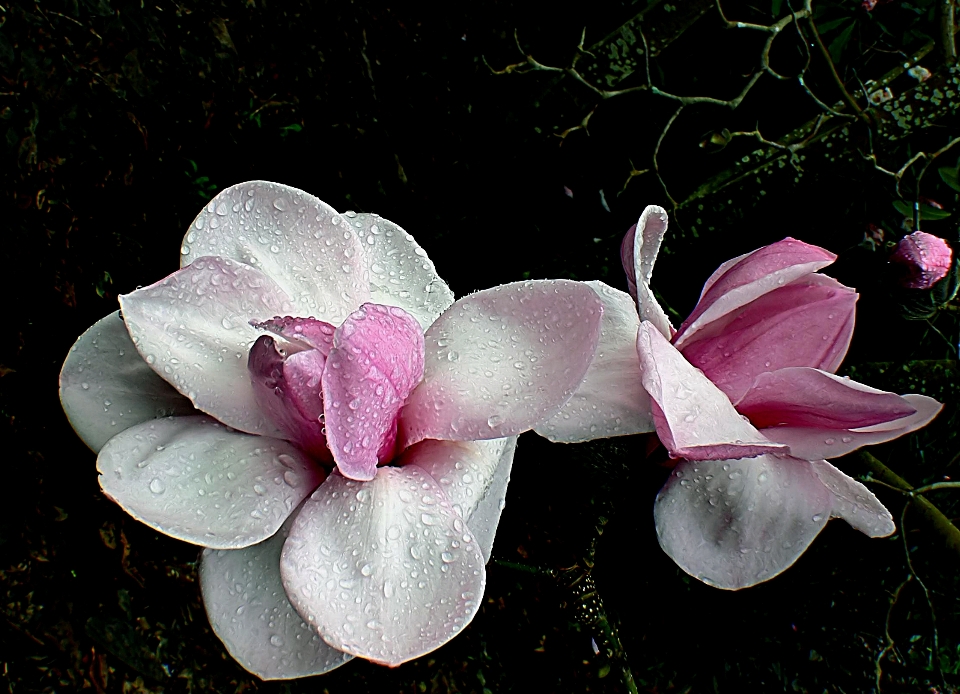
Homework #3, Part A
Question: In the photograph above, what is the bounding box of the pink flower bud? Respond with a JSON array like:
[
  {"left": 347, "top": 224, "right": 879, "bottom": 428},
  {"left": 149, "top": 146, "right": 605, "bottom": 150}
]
[{"left": 891, "top": 231, "right": 953, "bottom": 289}]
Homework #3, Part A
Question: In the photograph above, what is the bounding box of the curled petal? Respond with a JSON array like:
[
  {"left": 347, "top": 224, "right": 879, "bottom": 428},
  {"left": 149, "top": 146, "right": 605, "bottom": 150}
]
[
  {"left": 624, "top": 206, "right": 674, "bottom": 338},
  {"left": 181, "top": 181, "right": 370, "bottom": 323},
  {"left": 810, "top": 460, "right": 895, "bottom": 537},
  {"left": 674, "top": 238, "right": 837, "bottom": 348},
  {"left": 399, "top": 437, "right": 518, "bottom": 561},
  {"left": 97, "top": 415, "right": 324, "bottom": 549},
  {"left": 119, "top": 256, "right": 295, "bottom": 436},
  {"left": 280, "top": 467, "right": 486, "bottom": 666},
  {"left": 400, "top": 280, "right": 603, "bottom": 447},
  {"left": 654, "top": 456, "right": 834, "bottom": 590},
  {"left": 760, "top": 394, "right": 942, "bottom": 460},
  {"left": 59, "top": 311, "right": 193, "bottom": 452},
  {"left": 536, "top": 281, "right": 654, "bottom": 442},
  {"left": 636, "top": 322, "right": 786, "bottom": 461},
  {"left": 679, "top": 275, "right": 857, "bottom": 403},
  {"left": 735, "top": 368, "right": 917, "bottom": 429},
  {"left": 248, "top": 336, "right": 330, "bottom": 461},
  {"left": 199, "top": 507, "right": 352, "bottom": 680},
  {"left": 322, "top": 304, "right": 425, "bottom": 480},
  {"left": 348, "top": 213, "right": 456, "bottom": 330}
]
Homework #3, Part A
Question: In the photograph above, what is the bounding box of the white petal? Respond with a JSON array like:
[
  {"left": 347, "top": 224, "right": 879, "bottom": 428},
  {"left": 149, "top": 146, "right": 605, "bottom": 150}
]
[
  {"left": 119, "top": 256, "right": 294, "bottom": 436},
  {"left": 59, "top": 311, "right": 193, "bottom": 452},
  {"left": 654, "top": 455, "right": 833, "bottom": 589},
  {"left": 181, "top": 181, "right": 370, "bottom": 323},
  {"left": 97, "top": 415, "right": 324, "bottom": 549},
  {"left": 400, "top": 437, "right": 518, "bottom": 561},
  {"left": 810, "top": 460, "right": 895, "bottom": 537},
  {"left": 280, "top": 467, "right": 486, "bottom": 666},
  {"left": 400, "top": 280, "right": 602, "bottom": 447},
  {"left": 536, "top": 281, "right": 654, "bottom": 442},
  {"left": 200, "top": 509, "right": 352, "bottom": 680},
  {"left": 632, "top": 206, "right": 674, "bottom": 338},
  {"left": 349, "top": 212, "right": 455, "bottom": 330}
]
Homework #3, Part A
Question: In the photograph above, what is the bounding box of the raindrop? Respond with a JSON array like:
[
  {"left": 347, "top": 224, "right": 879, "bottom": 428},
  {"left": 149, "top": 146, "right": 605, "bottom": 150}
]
[
  {"left": 360, "top": 563, "right": 374, "bottom": 577},
  {"left": 149, "top": 478, "right": 165, "bottom": 494},
  {"left": 269, "top": 634, "right": 284, "bottom": 647}
]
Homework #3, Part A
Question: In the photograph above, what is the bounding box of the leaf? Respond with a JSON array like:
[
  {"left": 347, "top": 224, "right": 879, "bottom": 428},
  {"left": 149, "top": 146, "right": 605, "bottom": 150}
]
[
  {"left": 818, "top": 17, "right": 854, "bottom": 34},
  {"left": 828, "top": 21, "right": 856, "bottom": 64},
  {"left": 893, "top": 200, "right": 952, "bottom": 220},
  {"left": 939, "top": 166, "right": 960, "bottom": 192},
  {"left": 772, "top": 0, "right": 782, "bottom": 17}
]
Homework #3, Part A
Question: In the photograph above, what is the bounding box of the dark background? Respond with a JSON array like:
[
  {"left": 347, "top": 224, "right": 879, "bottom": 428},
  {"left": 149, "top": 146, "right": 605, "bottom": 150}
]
[{"left": 3, "top": 0, "right": 960, "bottom": 691}]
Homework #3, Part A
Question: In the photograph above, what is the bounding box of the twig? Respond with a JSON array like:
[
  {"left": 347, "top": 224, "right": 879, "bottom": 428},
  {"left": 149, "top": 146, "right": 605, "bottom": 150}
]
[
  {"left": 876, "top": 575, "right": 912, "bottom": 691},
  {"left": 899, "top": 503, "right": 944, "bottom": 684},
  {"left": 858, "top": 450, "right": 960, "bottom": 558}
]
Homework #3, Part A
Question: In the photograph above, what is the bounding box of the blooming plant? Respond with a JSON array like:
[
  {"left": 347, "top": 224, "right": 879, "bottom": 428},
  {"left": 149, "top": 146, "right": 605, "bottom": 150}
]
[
  {"left": 538, "top": 206, "right": 942, "bottom": 590},
  {"left": 59, "top": 181, "right": 612, "bottom": 679}
]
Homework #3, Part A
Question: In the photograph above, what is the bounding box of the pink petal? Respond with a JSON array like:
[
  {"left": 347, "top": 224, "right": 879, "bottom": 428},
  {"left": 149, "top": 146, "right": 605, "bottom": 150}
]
[
  {"left": 626, "top": 206, "right": 674, "bottom": 338},
  {"left": 322, "top": 304, "right": 425, "bottom": 480},
  {"left": 891, "top": 231, "right": 954, "bottom": 289},
  {"left": 399, "top": 280, "right": 603, "bottom": 448},
  {"left": 735, "top": 368, "right": 917, "bottom": 429},
  {"left": 347, "top": 213, "right": 456, "bottom": 329},
  {"left": 636, "top": 322, "right": 787, "bottom": 461},
  {"left": 279, "top": 467, "right": 486, "bottom": 666},
  {"left": 536, "top": 282, "right": 654, "bottom": 442},
  {"left": 199, "top": 507, "right": 352, "bottom": 680},
  {"left": 119, "top": 256, "right": 295, "bottom": 436},
  {"left": 679, "top": 275, "right": 856, "bottom": 402},
  {"left": 809, "top": 460, "right": 895, "bottom": 537},
  {"left": 97, "top": 415, "right": 324, "bottom": 549},
  {"left": 674, "top": 238, "right": 837, "bottom": 348},
  {"left": 398, "top": 437, "right": 518, "bottom": 561},
  {"left": 59, "top": 311, "right": 194, "bottom": 452},
  {"left": 181, "top": 181, "right": 370, "bottom": 324},
  {"left": 760, "top": 394, "right": 942, "bottom": 460},
  {"left": 248, "top": 336, "right": 330, "bottom": 461},
  {"left": 654, "top": 455, "right": 834, "bottom": 589},
  {"left": 254, "top": 316, "right": 336, "bottom": 356}
]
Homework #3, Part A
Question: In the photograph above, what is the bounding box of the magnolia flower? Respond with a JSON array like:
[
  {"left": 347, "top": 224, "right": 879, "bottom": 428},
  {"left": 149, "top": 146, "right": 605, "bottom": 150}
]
[
  {"left": 891, "top": 230, "right": 953, "bottom": 289},
  {"left": 59, "top": 181, "right": 608, "bottom": 678},
  {"left": 539, "top": 206, "right": 942, "bottom": 590}
]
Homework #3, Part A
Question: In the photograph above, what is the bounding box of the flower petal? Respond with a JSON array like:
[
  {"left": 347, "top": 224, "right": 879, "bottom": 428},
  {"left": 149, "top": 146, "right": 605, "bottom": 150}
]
[
  {"left": 399, "top": 437, "right": 518, "bottom": 561},
  {"left": 348, "top": 212, "right": 455, "bottom": 330},
  {"left": 400, "top": 280, "right": 603, "bottom": 447},
  {"left": 248, "top": 336, "right": 330, "bottom": 460},
  {"left": 199, "top": 508, "right": 352, "bottom": 680},
  {"left": 536, "top": 282, "right": 654, "bottom": 442},
  {"left": 254, "top": 316, "right": 336, "bottom": 356},
  {"left": 654, "top": 456, "right": 833, "bottom": 589},
  {"left": 59, "top": 311, "right": 194, "bottom": 452},
  {"left": 180, "top": 181, "right": 370, "bottom": 323},
  {"left": 280, "top": 466, "right": 486, "bottom": 666},
  {"left": 97, "top": 415, "right": 324, "bottom": 549},
  {"left": 809, "top": 460, "right": 895, "bottom": 537},
  {"left": 119, "top": 256, "right": 295, "bottom": 436},
  {"left": 679, "top": 275, "right": 856, "bottom": 402},
  {"left": 623, "top": 206, "right": 673, "bottom": 338},
  {"left": 735, "top": 367, "right": 917, "bottom": 429},
  {"left": 674, "top": 238, "right": 837, "bottom": 348},
  {"left": 322, "top": 304, "right": 425, "bottom": 480},
  {"left": 759, "top": 394, "right": 942, "bottom": 460},
  {"left": 636, "top": 322, "right": 787, "bottom": 461},
  {"left": 891, "top": 231, "right": 954, "bottom": 289}
]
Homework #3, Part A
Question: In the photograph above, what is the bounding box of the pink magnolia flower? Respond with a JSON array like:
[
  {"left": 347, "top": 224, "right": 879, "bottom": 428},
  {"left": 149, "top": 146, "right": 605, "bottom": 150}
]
[
  {"left": 552, "top": 206, "right": 941, "bottom": 590},
  {"left": 891, "top": 230, "right": 953, "bottom": 289},
  {"left": 59, "top": 181, "right": 608, "bottom": 678}
]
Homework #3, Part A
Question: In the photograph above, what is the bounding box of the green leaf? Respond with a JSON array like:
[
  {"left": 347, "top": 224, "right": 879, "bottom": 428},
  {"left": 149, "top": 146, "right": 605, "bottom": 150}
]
[
  {"left": 828, "top": 21, "right": 856, "bottom": 64},
  {"left": 939, "top": 166, "right": 960, "bottom": 192},
  {"left": 818, "top": 17, "right": 853, "bottom": 34},
  {"left": 893, "top": 200, "right": 952, "bottom": 220},
  {"left": 771, "top": 0, "right": 782, "bottom": 16}
]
